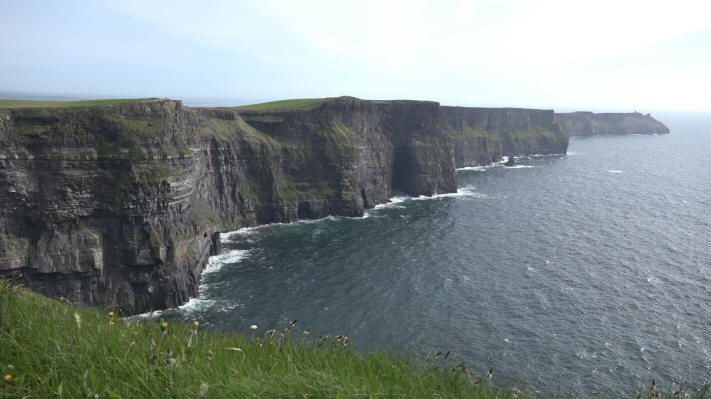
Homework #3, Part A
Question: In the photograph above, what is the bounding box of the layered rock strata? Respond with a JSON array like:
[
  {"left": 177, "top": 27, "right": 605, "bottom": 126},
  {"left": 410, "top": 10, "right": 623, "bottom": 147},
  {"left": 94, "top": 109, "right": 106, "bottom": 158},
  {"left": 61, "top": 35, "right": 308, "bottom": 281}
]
[
  {"left": 555, "top": 111, "right": 670, "bottom": 137},
  {"left": 442, "top": 107, "right": 568, "bottom": 167},
  {"left": 0, "top": 97, "right": 568, "bottom": 313}
]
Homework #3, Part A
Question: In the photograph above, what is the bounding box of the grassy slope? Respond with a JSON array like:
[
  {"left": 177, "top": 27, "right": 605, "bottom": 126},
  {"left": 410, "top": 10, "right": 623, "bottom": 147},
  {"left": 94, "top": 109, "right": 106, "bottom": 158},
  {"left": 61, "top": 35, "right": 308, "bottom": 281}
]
[
  {"left": 233, "top": 98, "right": 327, "bottom": 112},
  {"left": 0, "top": 98, "right": 156, "bottom": 109},
  {"left": 2, "top": 283, "right": 706, "bottom": 398},
  {"left": 0, "top": 282, "right": 517, "bottom": 398}
]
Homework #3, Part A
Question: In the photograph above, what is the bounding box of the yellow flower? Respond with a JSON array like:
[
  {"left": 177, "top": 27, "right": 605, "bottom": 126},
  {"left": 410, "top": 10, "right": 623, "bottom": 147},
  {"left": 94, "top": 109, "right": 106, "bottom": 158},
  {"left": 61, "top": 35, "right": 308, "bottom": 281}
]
[
  {"left": 161, "top": 322, "right": 168, "bottom": 330},
  {"left": 4, "top": 374, "right": 11, "bottom": 382},
  {"left": 109, "top": 320, "right": 115, "bottom": 327},
  {"left": 133, "top": 330, "right": 138, "bottom": 336},
  {"left": 108, "top": 311, "right": 115, "bottom": 318},
  {"left": 193, "top": 320, "right": 199, "bottom": 328}
]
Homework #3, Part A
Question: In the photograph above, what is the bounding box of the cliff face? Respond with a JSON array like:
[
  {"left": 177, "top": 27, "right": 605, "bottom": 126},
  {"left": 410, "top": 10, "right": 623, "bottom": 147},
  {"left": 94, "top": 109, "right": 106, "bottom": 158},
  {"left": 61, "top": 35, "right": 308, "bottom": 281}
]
[
  {"left": 0, "top": 97, "right": 458, "bottom": 313},
  {"left": 0, "top": 97, "right": 569, "bottom": 314},
  {"left": 555, "top": 111, "right": 670, "bottom": 137},
  {"left": 442, "top": 107, "right": 568, "bottom": 167}
]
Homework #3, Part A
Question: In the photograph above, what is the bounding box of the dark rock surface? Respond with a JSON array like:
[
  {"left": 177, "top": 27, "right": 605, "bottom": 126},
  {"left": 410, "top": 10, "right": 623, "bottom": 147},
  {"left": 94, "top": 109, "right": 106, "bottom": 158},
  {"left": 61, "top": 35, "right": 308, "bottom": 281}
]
[
  {"left": 442, "top": 107, "right": 568, "bottom": 168},
  {"left": 555, "top": 111, "right": 670, "bottom": 137},
  {"left": 0, "top": 97, "right": 568, "bottom": 314}
]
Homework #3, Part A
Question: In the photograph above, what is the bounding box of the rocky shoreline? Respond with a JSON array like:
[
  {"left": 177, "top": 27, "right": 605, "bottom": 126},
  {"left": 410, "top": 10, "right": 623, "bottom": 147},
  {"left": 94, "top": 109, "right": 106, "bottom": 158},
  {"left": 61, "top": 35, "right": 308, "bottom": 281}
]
[{"left": 0, "top": 96, "right": 570, "bottom": 313}]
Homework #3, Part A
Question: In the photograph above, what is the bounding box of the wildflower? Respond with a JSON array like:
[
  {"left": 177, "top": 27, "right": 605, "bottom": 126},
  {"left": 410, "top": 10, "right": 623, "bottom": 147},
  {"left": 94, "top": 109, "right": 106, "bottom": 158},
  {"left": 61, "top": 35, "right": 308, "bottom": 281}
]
[
  {"left": 193, "top": 320, "right": 199, "bottom": 329},
  {"left": 250, "top": 324, "right": 258, "bottom": 331},
  {"left": 109, "top": 311, "right": 115, "bottom": 318},
  {"left": 487, "top": 368, "right": 493, "bottom": 379},
  {"left": 133, "top": 330, "right": 138, "bottom": 336},
  {"left": 303, "top": 329, "right": 310, "bottom": 337},
  {"left": 109, "top": 320, "right": 115, "bottom": 327},
  {"left": 207, "top": 350, "right": 213, "bottom": 361},
  {"left": 4, "top": 374, "right": 11, "bottom": 382},
  {"left": 161, "top": 321, "right": 168, "bottom": 331}
]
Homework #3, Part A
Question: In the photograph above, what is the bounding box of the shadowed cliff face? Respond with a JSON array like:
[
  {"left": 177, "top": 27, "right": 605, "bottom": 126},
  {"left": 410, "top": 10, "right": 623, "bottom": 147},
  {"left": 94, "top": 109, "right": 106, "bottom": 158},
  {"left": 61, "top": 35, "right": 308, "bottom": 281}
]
[
  {"left": 0, "top": 97, "right": 567, "bottom": 314},
  {"left": 555, "top": 112, "right": 670, "bottom": 137},
  {"left": 442, "top": 107, "right": 569, "bottom": 167},
  {"left": 0, "top": 97, "right": 458, "bottom": 313}
]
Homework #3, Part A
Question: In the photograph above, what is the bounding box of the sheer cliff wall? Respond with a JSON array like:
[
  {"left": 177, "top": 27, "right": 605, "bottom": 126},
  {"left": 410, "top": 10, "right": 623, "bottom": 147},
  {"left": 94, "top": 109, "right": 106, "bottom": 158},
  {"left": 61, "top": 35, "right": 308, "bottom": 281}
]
[
  {"left": 555, "top": 111, "right": 670, "bottom": 137},
  {"left": 0, "top": 97, "right": 568, "bottom": 313},
  {"left": 442, "top": 107, "right": 568, "bottom": 167}
]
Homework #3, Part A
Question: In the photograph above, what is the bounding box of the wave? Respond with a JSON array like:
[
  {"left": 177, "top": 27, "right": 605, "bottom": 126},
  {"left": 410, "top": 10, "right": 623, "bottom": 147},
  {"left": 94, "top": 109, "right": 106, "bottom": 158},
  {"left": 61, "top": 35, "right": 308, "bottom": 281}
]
[
  {"left": 506, "top": 165, "right": 535, "bottom": 169},
  {"left": 607, "top": 170, "right": 624, "bottom": 174},
  {"left": 178, "top": 297, "right": 216, "bottom": 313},
  {"left": 203, "top": 249, "right": 250, "bottom": 274}
]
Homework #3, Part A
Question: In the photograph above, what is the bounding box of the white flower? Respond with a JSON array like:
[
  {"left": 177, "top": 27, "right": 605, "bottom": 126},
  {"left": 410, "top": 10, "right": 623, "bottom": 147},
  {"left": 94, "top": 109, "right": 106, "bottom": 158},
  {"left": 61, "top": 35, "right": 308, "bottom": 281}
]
[{"left": 250, "top": 324, "right": 258, "bottom": 331}]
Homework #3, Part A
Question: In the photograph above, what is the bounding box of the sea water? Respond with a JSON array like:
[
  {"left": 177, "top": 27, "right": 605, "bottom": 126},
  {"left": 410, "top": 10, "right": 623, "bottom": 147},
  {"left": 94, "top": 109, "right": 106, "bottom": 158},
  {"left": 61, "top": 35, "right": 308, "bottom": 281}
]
[{"left": 163, "top": 111, "right": 711, "bottom": 395}]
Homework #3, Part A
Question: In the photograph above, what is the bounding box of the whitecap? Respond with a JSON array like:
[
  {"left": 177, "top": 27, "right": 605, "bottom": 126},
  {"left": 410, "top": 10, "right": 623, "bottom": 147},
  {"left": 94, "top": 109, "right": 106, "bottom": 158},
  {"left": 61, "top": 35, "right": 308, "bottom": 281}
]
[
  {"left": 505, "top": 165, "right": 534, "bottom": 169},
  {"left": 178, "top": 297, "right": 216, "bottom": 313},
  {"left": 130, "top": 309, "right": 164, "bottom": 320},
  {"left": 372, "top": 196, "right": 409, "bottom": 210},
  {"left": 203, "top": 249, "right": 250, "bottom": 274},
  {"left": 607, "top": 170, "right": 624, "bottom": 174},
  {"left": 456, "top": 165, "right": 494, "bottom": 171}
]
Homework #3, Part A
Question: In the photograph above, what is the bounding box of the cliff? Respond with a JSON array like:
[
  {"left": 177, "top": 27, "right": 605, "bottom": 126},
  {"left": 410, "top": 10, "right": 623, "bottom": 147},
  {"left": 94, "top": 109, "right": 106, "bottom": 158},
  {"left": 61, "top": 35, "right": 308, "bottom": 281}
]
[
  {"left": 0, "top": 97, "right": 566, "bottom": 314},
  {"left": 555, "top": 111, "right": 670, "bottom": 137},
  {"left": 0, "top": 97, "right": 457, "bottom": 314},
  {"left": 442, "top": 107, "right": 568, "bottom": 167}
]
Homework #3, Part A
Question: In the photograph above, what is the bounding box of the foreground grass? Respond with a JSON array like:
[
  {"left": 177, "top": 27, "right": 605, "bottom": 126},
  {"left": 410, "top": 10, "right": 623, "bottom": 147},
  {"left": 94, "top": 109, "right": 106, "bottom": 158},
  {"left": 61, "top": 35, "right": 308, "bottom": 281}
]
[
  {"left": 1, "top": 282, "right": 708, "bottom": 398},
  {"left": 0, "top": 282, "right": 514, "bottom": 398},
  {"left": 0, "top": 98, "right": 156, "bottom": 108},
  {"left": 234, "top": 98, "right": 326, "bottom": 112}
]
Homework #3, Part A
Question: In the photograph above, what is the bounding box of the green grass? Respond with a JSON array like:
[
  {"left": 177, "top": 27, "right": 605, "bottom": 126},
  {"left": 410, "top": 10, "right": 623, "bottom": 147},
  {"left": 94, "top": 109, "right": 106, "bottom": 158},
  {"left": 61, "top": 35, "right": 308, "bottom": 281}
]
[
  {"left": 1, "top": 283, "right": 709, "bottom": 398},
  {"left": 0, "top": 98, "right": 156, "bottom": 109},
  {"left": 234, "top": 98, "right": 327, "bottom": 112},
  {"left": 0, "top": 282, "right": 517, "bottom": 398}
]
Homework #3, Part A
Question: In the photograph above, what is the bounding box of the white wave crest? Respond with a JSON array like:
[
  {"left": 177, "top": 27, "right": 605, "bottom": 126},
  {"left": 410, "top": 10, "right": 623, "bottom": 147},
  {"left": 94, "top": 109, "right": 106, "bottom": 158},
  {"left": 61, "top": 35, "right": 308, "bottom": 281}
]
[
  {"left": 178, "top": 297, "right": 216, "bottom": 313},
  {"left": 506, "top": 165, "right": 534, "bottom": 169},
  {"left": 607, "top": 170, "right": 623, "bottom": 174},
  {"left": 204, "top": 249, "right": 250, "bottom": 274}
]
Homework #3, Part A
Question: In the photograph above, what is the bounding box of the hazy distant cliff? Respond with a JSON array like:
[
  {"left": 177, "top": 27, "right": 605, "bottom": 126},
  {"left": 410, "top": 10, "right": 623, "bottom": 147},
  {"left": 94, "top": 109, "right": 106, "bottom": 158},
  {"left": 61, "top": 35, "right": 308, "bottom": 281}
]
[
  {"left": 442, "top": 107, "right": 568, "bottom": 167},
  {"left": 0, "top": 97, "right": 567, "bottom": 313},
  {"left": 555, "top": 111, "right": 670, "bottom": 137}
]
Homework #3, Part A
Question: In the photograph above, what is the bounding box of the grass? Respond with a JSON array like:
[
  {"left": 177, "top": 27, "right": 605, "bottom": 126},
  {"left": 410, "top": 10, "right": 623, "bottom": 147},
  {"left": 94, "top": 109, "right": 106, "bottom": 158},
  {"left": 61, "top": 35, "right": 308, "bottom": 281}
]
[
  {"left": 0, "top": 282, "right": 515, "bottom": 398},
  {"left": 1, "top": 284, "right": 709, "bottom": 398},
  {"left": 0, "top": 98, "right": 157, "bottom": 109},
  {"left": 234, "top": 98, "right": 327, "bottom": 112}
]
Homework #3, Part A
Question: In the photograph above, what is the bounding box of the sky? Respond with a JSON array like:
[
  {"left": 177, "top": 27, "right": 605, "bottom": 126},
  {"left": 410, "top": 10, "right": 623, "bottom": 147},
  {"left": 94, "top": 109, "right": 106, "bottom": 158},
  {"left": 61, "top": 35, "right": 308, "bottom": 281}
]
[{"left": 1, "top": 0, "right": 710, "bottom": 111}]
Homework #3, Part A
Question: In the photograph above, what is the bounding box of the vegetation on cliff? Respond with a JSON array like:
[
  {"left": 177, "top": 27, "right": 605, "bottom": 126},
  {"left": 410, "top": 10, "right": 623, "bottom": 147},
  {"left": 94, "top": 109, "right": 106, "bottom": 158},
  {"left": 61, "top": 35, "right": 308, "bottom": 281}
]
[
  {"left": 0, "top": 281, "right": 516, "bottom": 398},
  {"left": 0, "top": 98, "right": 156, "bottom": 109},
  {"left": 2, "top": 282, "right": 708, "bottom": 398}
]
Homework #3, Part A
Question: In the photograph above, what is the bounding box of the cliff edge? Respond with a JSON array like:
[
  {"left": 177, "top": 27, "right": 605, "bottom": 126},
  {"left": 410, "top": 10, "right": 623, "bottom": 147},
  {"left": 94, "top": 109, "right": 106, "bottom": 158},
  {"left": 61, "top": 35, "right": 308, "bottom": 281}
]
[
  {"left": 442, "top": 107, "right": 568, "bottom": 167},
  {"left": 0, "top": 97, "right": 567, "bottom": 314},
  {"left": 555, "top": 111, "right": 670, "bottom": 137}
]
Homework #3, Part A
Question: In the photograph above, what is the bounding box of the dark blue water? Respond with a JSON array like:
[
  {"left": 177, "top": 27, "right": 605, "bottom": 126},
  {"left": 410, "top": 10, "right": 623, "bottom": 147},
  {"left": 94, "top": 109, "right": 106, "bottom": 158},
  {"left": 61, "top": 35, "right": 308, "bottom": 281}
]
[{"left": 162, "top": 112, "right": 711, "bottom": 395}]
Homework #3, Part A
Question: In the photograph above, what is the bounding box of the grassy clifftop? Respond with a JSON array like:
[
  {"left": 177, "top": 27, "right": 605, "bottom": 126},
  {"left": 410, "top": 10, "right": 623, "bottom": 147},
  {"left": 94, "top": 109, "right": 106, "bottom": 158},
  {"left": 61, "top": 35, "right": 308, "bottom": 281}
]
[
  {"left": 0, "top": 282, "right": 516, "bottom": 398},
  {"left": 0, "top": 98, "right": 158, "bottom": 109},
  {"left": 233, "top": 98, "right": 327, "bottom": 112}
]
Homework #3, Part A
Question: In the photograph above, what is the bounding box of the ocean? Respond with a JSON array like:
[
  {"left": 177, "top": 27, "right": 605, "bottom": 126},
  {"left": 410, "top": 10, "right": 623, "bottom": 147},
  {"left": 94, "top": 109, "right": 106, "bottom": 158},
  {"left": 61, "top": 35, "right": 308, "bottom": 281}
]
[{"left": 157, "top": 111, "right": 711, "bottom": 395}]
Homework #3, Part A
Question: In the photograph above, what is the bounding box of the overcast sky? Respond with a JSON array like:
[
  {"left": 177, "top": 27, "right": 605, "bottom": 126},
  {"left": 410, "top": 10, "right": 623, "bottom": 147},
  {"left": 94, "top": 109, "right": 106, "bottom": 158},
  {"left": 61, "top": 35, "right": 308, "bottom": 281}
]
[{"left": 2, "top": 0, "right": 710, "bottom": 111}]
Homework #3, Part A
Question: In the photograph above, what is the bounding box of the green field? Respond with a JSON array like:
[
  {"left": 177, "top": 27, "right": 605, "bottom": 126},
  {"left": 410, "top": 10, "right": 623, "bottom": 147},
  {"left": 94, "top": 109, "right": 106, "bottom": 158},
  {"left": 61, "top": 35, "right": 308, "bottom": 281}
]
[
  {"left": 234, "top": 98, "right": 327, "bottom": 112},
  {"left": 0, "top": 98, "right": 156, "bottom": 109}
]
